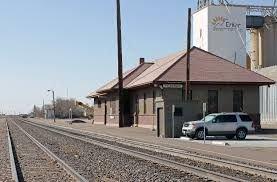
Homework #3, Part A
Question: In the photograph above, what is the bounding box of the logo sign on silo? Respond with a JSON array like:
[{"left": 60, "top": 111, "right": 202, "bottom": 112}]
[{"left": 211, "top": 16, "right": 244, "bottom": 32}]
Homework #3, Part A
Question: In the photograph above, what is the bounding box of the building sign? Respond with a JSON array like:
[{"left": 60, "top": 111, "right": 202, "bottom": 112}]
[
  {"left": 162, "top": 84, "right": 183, "bottom": 89},
  {"left": 211, "top": 16, "right": 243, "bottom": 32}
]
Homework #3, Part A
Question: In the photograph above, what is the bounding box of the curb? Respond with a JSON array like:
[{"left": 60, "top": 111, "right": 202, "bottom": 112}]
[{"left": 211, "top": 141, "right": 230, "bottom": 146}]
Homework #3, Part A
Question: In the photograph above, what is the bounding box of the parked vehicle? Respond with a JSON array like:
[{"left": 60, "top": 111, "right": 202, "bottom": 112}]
[
  {"left": 182, "top": 112, "right": 255, "bottom": 140},
  {"left": 21, "top": 114, "right": 28, "bottom": 118}
]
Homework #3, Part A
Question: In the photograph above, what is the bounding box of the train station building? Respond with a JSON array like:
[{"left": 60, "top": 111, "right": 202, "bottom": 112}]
[{"left": 87, "top": 47, "right": 274, "bottom": 137}]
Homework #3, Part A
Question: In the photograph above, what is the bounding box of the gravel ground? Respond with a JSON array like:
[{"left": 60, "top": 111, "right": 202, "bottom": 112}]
[
  {"left": 8, "top": 121, "right": 75, "bottom": 182},
  {"left": 37, "top": 121, "right": 275, "bottom": 182},
  {"left": 92, "top": 136, "right": 277, "bottom": 182},
  {"left": 0, "top": 119, "right": 12, "bottom": 182},
  {"left": 17, "top": 120, "right": 211, "bottom": 182}
]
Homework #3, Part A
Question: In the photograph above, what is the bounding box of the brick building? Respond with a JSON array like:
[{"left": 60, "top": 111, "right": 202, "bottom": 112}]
[{"left": 88, "top": 47, "right": 274, "bottom": 137}]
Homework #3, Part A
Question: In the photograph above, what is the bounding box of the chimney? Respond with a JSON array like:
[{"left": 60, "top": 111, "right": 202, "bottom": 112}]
[{"left": 139, "top": 58, "right": 145, "bottom": 64}]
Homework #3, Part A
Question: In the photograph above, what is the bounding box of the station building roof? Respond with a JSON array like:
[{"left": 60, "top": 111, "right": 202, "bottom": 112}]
[{"left": 88, "top": 47, "right": 275, "bottom": 98}]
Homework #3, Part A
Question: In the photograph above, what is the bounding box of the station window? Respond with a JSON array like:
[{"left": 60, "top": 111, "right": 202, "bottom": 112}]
[
  {"left": 153, "top": 91, "right": 156, "bottom": 114},
  {"left": 111, "top": 97, "right": 116, "bottom": 114},
  {"left": 208, "top": 90, "right": 218, "bottom": 114},
  {"left": 233, "top": 90, "right": 243, "bottom": 112},
  {"left": 174, "top": 107, "right": 183, "bottom": 116},
  {"left": 143, "top": 93, "right": 147, "bottom": 114},
  {"left": 97, "top": 100, "right": 101, "bottom": 108}
]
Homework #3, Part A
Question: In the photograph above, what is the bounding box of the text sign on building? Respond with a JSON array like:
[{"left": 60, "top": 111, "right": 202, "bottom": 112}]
[
  {"left": 211, "top": 16, "right": 244, "bottom": 32},
  {"left": 162, "top": 84, "right": 183, "bottom": 89}
]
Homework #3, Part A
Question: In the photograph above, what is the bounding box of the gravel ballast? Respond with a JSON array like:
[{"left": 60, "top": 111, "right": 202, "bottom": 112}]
[
  {"left": 17, "top": 120, "right": 211, "bottom": 182},
  {"left": 29, "top": 120, "right": 276, "bottom": 182},
  {"left": 0, "top": 119, "right": 12, "bottom": 181},
  {"left": 8, "top": 121, "right": 75, "bottom": 182}
]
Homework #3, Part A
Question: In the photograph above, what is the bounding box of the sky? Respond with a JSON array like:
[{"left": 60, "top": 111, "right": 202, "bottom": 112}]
[{"left": 0, "top": 0, "right": 274, "bottom": 114}]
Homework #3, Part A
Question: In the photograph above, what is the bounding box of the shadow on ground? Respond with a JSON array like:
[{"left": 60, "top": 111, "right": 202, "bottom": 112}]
[
  {"left": 257, "top": 128, "right": 277, "bottom": 135},
  {"left": 66, "top": 119, "right": 87, "bottom": 124}
]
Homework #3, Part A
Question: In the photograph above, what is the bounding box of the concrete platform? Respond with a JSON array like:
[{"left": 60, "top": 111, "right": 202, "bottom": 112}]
[
  {"left": 28, "top": 118, "right": 277, "bottom": 169},
  {"left": 179, "top": 135, "right": 277, "bottom": 148}
]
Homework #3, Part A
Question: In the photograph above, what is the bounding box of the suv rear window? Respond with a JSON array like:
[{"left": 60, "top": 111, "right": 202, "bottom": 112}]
[
  {"left": 239, "top": 115, "right": 252, "bottom": 122},
  {"left": 216, "top": 115, "right": 237, "bottom": 123}
]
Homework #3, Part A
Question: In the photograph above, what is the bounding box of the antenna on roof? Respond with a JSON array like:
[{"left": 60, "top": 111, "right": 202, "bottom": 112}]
[{"left": 197, "top": 0, "right": 229, "bottom": 10}]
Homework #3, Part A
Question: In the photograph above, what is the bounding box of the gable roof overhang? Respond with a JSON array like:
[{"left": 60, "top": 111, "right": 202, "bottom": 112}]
[
  {"left": 155, "top": 47, "right": 275, "bottom": 86},
  {"left": 88, "top": 47, "right": 275, "bottom": 98},
  {"left": 154, "top": 80, "right": 274, "bottom": 86},
  {"left": 86, "top": 92, "right": 108, "bottom": 99}
]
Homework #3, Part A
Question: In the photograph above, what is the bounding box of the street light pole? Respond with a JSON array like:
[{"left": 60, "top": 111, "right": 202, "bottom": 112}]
[{"left": 48, "top": 90, "right": 56, "bottom": 123}]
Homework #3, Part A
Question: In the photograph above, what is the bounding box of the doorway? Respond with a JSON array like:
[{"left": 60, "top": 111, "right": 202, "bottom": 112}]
[
  {"left": 135, "top": 95, "right": 139, "bottom": 126},
  {"left": 104, "top": 100, "right": 107, "bottom": 125},
  {"left": 157, "top": 107, "right": 164, "bottom": 137}
]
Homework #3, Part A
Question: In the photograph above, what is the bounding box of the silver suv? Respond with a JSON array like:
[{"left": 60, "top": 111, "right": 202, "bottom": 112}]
[{"left": 182, "top": 112, "right": 255, "bottom": 140}]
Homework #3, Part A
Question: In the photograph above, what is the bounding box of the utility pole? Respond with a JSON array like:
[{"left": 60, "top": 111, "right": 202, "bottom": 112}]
[
  {"left": 48, "top": 90, "right": 56, "bottom": 123},
  {"left": 116, "top": 0, "right": 124, "bottom": 127},
  {"left": 66, "top": 88, "right": 71, "bottom": 120},
  {"left": 43, "top": 99, "right": 45, "bottom": 119},
  {"left": 186, "top": 8, "right": 192, "bottom": 101},
  {"left": 52, "top": 91, "right": 56, "bottom": 123}
]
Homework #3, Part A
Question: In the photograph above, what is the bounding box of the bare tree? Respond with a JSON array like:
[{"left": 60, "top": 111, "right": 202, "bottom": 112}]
[{"left": 55, "top": 98, "right": 86, "bottom": 119}]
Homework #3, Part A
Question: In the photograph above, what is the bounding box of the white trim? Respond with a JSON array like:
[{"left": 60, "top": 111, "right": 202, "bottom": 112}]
[{"left": 93, "top": 122, "right": 105, "bottom": 125}]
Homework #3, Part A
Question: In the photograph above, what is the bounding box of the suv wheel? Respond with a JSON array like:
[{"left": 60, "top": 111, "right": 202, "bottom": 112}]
[
  {"left": 225, "top": 135, "right": 235, "bottom": 140},
  {"left": 196, "top": 129, "right": 205, "bottom": 140},
  {"left": 236, "top": 128, "right": 247, "bottom": 140}
]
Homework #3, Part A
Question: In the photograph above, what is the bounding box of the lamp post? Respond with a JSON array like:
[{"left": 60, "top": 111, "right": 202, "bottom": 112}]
[{"left": 47, "top": 90, "right": 56, "bottom": 123}]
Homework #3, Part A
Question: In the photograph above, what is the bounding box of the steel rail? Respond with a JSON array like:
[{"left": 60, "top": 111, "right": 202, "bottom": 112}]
[
  {"left": 19, "top": 120, "right": 252, "bottom": 182},
  {"left": 11, "top": 120, "right": 88, "bottom": 182},
  {"left": 87, "top": 132, "right": 277, "bottom": 179},
  {"left": 21, "top": 119, "right": 277, "bottom": 180},
  {"left": 23, "top": 119, "right": 277, "bottom": 179},
  {"left": 6, "top": 121, "right": 19, "bottom": 182}
]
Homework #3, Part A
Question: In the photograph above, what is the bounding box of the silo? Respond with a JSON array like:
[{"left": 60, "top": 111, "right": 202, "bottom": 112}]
[
  {"left": 262, "top": 16, "right": 277, "bottom": 68},
  {"left": 193, "top": 5, "right": 247, "bottom": 67},
  {"left": 250, "top": 29, "right": 259, "bottom": 70}
]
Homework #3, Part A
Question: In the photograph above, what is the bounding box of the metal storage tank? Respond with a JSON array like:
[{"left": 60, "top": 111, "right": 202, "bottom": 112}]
[
  {"left": 262, "top": 16, "right": 277, "bottom": 68},
  {"left": 250, "top": 16, "right": 277, "bottom": 69}
]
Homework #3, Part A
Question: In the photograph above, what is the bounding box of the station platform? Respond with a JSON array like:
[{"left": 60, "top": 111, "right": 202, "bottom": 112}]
[{"left": 29, "top": 118, "right": 277, "bottom": 169}]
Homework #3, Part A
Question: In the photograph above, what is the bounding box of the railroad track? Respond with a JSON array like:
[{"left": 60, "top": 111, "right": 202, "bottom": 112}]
[
  {"left": 17, "top": 118, "right": 277, "bottom": 182},
  {"left": 7, "top": 119, "right": 88, "bottom": 182},
  {"left": 0, "top": 119, "right": 13, "bottom": 182},
  {"left": 20, "top": 118, "right": 277, "bottom": 180}
]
